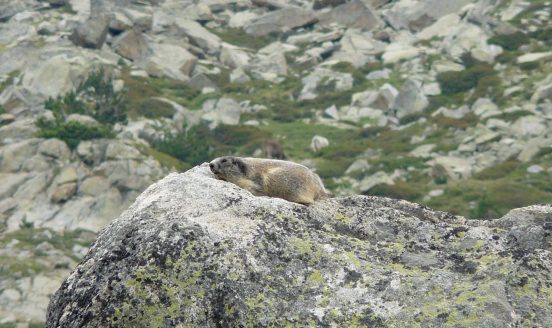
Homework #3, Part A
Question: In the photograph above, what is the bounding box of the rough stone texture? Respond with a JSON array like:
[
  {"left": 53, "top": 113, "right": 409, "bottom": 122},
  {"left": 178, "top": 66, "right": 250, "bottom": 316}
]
[
  {"left": 47, "top": 166, "right": 552, "bottom": 327},
  {"left": 245, "top": 7, "right": 318, "bottom": 36},
  {"left": 69, "top": 15, "right": 110, "bottom": 49}
]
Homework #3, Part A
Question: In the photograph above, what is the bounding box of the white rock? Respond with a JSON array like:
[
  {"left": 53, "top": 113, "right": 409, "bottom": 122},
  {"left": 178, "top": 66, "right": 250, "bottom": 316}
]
[
  {"left": 527, "top": 165, "right": 543, "bottom": 174},
  {"left": 359, "top": 171, "right": 394, "bottom": 192},
  {"left": 310, "top": 135, "right": 330, "bottom": 152},
  {"left": 382, "top": 43, "right": 421, "bottom": 64},
  {"left": 517, "top": 52, "right": 552, "bottom": 64},
  {"left": 229, "top": 11, "right": 258, "bottom": 28},
  {"left": 345, "top": 159, "right": 371, "bottom": 175},
  {"left": 409, "top": 144, "right": 436, "bottom": 158},
  {"left": 229, "top": 68, "right": 251, "bottom": 83},
  {"left": 324, "top": 105, "right": 339, "bottom": 120}
]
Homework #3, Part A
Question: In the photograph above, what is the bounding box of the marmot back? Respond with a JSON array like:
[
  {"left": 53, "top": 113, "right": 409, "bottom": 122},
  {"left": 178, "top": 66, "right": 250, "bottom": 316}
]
[{"left": 209, "top": 156, "right": 330, "bottom": 205}]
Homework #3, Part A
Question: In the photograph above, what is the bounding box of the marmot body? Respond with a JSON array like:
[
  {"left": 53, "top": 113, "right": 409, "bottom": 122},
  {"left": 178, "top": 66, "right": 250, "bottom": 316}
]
[{"left": 209, "top": 156, "right": 330, "bottom": 205}]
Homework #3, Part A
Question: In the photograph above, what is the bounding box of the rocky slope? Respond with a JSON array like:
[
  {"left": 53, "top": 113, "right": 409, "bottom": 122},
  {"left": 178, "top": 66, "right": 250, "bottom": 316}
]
[
  {"left": 0, "top": 0, "right": 551, "bottom": 325},
  {"left": 47, "top": 165, "right": 552, "bottom": 327}
]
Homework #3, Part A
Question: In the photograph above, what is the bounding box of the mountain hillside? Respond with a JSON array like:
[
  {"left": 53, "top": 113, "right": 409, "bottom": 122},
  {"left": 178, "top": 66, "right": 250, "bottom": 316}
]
[{"left": 0, "top": 0, "right": 551, "bottom": 325}]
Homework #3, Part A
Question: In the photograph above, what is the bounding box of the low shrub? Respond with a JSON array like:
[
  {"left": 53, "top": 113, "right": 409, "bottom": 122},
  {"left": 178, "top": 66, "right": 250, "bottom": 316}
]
[
  {"left": 488, "top": 32, "right": 528, "bottom": 51},
  {"left": 35, "top": 119, "right": 113, "bottom": 149},
  {"left": 437, "top": 64, "right": 496, "bottom": 95},
  {"left": 366, "top": 182, "right": 423, "bottom": 201},
  {"left": 149, "top": 125, "right": 212, "bottom": 166}
]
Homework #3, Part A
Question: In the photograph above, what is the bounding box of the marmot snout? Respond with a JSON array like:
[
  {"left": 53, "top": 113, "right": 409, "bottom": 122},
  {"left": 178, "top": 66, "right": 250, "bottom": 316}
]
[{"left": 209, "top": 156, "right": 330, "bottom": 205}]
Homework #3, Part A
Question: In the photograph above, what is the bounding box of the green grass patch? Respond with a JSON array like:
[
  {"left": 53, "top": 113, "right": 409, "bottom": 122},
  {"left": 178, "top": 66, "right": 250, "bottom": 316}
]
[
  {"left": 488, "top": 32, "right": 528, "bottom": 51},
  {"left": 35, "top": 120, "right": 114, "bottom": 150},
  {"left": 135, "top": 143, "right": 191, "bottom": 171},
  {"left": 366, "top": 181, "right": 424, "bottom": 200},
  {"left": 133, "top": 98, "right": 176, "bottom": 119}
]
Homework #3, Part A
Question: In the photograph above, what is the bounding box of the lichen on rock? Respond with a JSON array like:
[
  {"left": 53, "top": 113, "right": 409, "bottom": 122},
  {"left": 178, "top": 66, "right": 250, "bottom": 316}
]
[{"left": 47, "top": 165, "right": 552, "bottom": 327}]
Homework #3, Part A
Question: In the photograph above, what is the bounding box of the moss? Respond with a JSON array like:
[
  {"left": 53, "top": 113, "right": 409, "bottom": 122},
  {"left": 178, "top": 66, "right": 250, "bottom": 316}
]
[{"left": 474, "top": 161, "right": 520, "bottom": 180}]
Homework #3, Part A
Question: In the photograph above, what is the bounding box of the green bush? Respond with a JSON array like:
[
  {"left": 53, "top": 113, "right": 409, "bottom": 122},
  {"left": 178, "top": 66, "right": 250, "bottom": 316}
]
[
  {"left": 37, "top": 68, "right": 125, "bottom": 148},
  {"left": 35, "top": 119, "right": 113, "bottom": 150},
  {"left": 437, "top": 64, "right": 496, "bottom": 95},
  {"left": 488, "top": 32, "right": 528, "bottom": 51},
  {"left": 149, "top": 125, "right": 212, "bottom": 166}
]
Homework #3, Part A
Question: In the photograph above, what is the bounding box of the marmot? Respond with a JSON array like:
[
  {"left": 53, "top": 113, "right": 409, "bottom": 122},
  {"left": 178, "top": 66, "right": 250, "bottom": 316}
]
[{"left": 209, "top": 156, "right": 331, "bottom": 205}]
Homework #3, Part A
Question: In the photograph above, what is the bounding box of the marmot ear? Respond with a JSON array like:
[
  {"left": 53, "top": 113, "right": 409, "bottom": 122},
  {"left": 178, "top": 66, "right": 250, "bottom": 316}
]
[{"left": 235, "top": 159, "right": 247, "bottom": 175}]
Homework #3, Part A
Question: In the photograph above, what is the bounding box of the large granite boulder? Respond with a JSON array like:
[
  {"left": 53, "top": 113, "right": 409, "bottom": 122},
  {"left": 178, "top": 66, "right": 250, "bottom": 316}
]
[{"left": 47, "top": 165, "right": 552, "bottom": 327}]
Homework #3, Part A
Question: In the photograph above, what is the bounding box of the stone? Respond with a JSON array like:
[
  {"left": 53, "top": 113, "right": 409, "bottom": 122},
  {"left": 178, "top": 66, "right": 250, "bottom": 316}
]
[
  {"left": 518, "top": 138, "right": 550, "bottom": 162},
  {"left": 366, "top": 69, "right": 390, "bottom": 80},
  {"left": 0, "top": 173, "right": 29, "bottom": 199},
  {"left": 70, "top": 15, "right": 109, "bottom": 49},
  {"left": 175, "top": 20, "right": 222, "bottom": 55},
  {"left": 201, "top": 98, "right": 242, "bottom": 129},
  {"left": 244, "top": 7, "right": 317, "bottom": 36},
  {"left": 517, "top": 52, "right": 552, "bottom": 64},
  {"left": 331, "top": 29, "right": 386, "bottom": 67},
  {"left": 109, "top": 12, "right": 133, "bottom": 33},
  {"left": 431, "top": 156, "right": 474, "bottom": 179},
  {"left": 299, "top": 67, "right": 353, "bottom": 101},
  {"left": 79, "top": 176, "right": 110, "bottom": 196},
  {"left": 137, "top": 42, "right": 197, "bottom": 81},
  {"left": 45, "top": 167, "right": 552, "bottom": 327},
  {"left": 531, "top": 82, "right": 552, "bottom": 104},
  {"left": 391, "top": 79, "right": 428, "bottom": 119},
  {"left": 219, "top": 43, "right": 251, "bottom": 69},
  {"left": 344, "top": 159, "right": 370, "bottom": 175},
  {"left": 37, "top": 22, "right": 56, "bottom": 35},
  {"left": 0, "top": 113, "right": 15, "bottom": 125},
  {"left": 409, "top": 144, "right": 435, "bottom": 158},
  {"left": 359, "top": 171, "right": 394, "bottom": 192},
  {"left": 527, "top": 165, "right": 543, "bottom": 174},
  {"left": 417, "top": 13, "right": 460, "bottom": 40},
  {"left": 229, "top": 68, "right": 250, "bottom": 83},
  {"left": 50, "top": 183, "right": 77, "bottom": 203},
  {"left": 471, "top": 98, "right": 501, "bottom": 118},
  {"left": 324, "top": 105, "right": 339, "bottom": 120},
  {"left": 310, "top": 135, "right": 330, "bottom": 152},
  {"left": 112, "top": 29, "right": 148, "bottom": 61},
  {"left": 228, "top": 11, "right": 258, "bottom": 28},
  {"left": 123, "top": 8, "right": 153, "bottom": 32},
  {"left": 65, "top": 114, "right": 100, "bottom": 127},
  {"left": 510, "top": 116, "right": 547, "bottom": 138},
  {"left": 0, "top": 139, "right": 40, "bottom": 172},
  {"left": 39, "top": 139, "right": 71, "bottom": 161},
  {"left": 428, "top": 189, "right": 444, "bottom": 197},
  {"left": 56, "top": 167, "right": 78, "bottom": 185},
  {"left": 21, "top": 54, "right": 90, "bottom": 99},
  {"left": 382, "top": 43, "right": 421, "bottom": 64},
  {"left": 317, "top": 0, "right": 381, "bottom": 30}
]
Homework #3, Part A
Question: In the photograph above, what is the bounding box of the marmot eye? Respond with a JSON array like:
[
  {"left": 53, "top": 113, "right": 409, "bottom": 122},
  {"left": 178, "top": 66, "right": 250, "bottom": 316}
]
[{"left": 221, "top": 159, "right": 227, "bottom": 163}]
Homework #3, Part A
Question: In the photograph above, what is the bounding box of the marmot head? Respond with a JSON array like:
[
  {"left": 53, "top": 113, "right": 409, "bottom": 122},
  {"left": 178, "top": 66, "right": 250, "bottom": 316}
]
[{"left": 209, "top": 156, "right": 247, "bottom": 180}]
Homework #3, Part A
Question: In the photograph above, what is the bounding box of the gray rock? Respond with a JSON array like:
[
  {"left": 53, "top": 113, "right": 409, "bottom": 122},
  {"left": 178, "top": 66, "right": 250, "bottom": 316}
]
[
  {"left": 310, "top": 135, "right": 329, "bottom": 152},
  {"left": 65, "top": 114, "right": 100, "bottom": 127},
  {"left": 391, "top": 79, "right": 428, "bottom": 119},
  {"left": 70, "top": 15, "right": 109, "bottom": 49},
  {"left": 112, "top": 29, "right": 148, "bottom": 61},
  {"left": 317, "top": 0, "right": 382, "bottom": 30},
  {"left": 359, "top": 170, "right": 394, "bottom": 191},
  {"left": 47, "top": 167, "right": 552, "bottom": 326},
  {"left": 229, "top": 68, "right": 251, "bottom": 83},
  {"left": 50, "top": 183, "right": 77, "bottom": 203},
  {"left": 201, "top": 97, "right": 241, "bottom": 129},
  {"left": 299, "top": 67, "right": 353, "bottom": 101},
  {"left": 245, "top": 7, "right": 318, "bottom": 36},
  {"left": 137, "top": 42, "right": 197, "bottom": 81},
  {"left": 527, "top": 165, "right": 543, "bottom": 174},
  {"left": 175, "top": 20, "right": 222, "bottom": 55},
  {"left": 0, "top": 1, "right": 26, "bottom": 22}
]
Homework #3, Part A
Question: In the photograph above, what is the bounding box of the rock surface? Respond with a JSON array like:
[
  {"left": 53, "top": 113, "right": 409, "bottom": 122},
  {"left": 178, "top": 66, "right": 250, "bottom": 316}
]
[{"left": 47, "top": 165, "right": 552, "bottom": 327}]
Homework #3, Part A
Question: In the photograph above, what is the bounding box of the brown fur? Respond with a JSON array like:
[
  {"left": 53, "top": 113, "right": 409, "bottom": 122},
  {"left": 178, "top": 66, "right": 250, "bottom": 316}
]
[{"left": 209, "top": 156, "right": 330, "bottom": 205}]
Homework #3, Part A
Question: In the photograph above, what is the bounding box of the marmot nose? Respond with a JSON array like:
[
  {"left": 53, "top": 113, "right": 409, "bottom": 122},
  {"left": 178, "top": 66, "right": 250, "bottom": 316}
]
[{"left": 209, "top": 163, "right": 215, "bottom": 171}]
